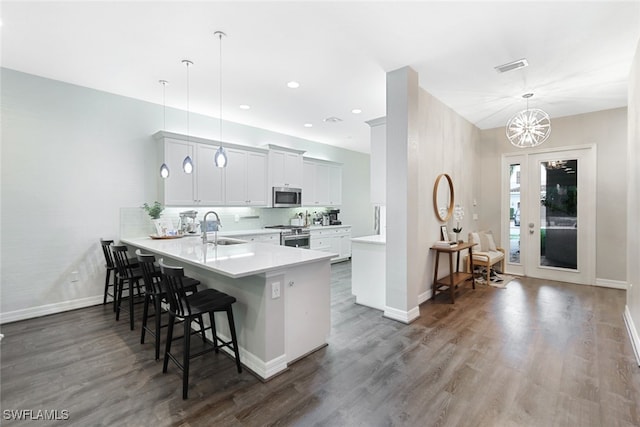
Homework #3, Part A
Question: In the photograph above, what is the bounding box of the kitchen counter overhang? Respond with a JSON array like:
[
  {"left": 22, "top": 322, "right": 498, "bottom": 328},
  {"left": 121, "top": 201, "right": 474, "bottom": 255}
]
[{"left": 121, "top": 236, "right": 334, "bottom": 279}]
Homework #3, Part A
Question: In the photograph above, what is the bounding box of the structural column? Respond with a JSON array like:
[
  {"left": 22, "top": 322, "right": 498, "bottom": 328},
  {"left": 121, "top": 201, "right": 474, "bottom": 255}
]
[{"left": 384, "top": 66, "right": 420, "bottom": 323}]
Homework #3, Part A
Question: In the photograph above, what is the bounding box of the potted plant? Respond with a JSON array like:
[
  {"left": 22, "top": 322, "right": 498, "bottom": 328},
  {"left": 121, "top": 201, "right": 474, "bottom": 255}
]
[{"left": 142, "top": 201, "right": 164, "bottom": 219}]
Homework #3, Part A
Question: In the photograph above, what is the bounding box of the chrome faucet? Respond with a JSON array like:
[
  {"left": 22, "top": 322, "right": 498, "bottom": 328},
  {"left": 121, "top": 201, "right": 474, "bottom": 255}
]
[{"left": 202, "top": 211, "right": 222, "bottom": 244}]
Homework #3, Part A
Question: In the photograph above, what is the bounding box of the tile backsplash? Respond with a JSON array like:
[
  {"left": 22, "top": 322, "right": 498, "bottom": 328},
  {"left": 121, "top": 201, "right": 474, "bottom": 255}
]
[{"left": 120, "top": 205, "right": 333, "bottom": 238}]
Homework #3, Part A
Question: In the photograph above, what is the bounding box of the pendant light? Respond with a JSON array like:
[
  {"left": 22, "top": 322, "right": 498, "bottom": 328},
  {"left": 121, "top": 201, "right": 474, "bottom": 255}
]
[
  {"left": 182, "top": 59, "right": 194, "bottom": 174},
  {"left": 506, "top": 93, "right": 551, "bottom": 148},
  {"left": 213, "top": 31, "right": 228, "bottom": 168},
  {"left": 159, "top": 79, "right": 170, "bottom": 179}
]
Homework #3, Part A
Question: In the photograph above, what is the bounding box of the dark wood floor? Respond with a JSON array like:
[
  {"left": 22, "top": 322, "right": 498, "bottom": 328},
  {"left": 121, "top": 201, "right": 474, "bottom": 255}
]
[{"left": 2, "top": 262, "right": 640, "bottom": 426}]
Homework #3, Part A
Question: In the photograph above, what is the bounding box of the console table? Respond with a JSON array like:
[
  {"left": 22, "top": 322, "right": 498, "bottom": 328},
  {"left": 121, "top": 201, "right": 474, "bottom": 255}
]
[{"left": 430, "top": 242, "right": 476, "bottom": 303}]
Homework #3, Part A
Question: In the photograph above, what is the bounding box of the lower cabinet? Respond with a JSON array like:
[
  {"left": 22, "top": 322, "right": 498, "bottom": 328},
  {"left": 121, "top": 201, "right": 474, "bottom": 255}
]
[
  {"left": 234, "top": 233, "right": 280, "bottom": 245},
  {"left": 310, "top": 226, "right": 351, "bottom": 262}
]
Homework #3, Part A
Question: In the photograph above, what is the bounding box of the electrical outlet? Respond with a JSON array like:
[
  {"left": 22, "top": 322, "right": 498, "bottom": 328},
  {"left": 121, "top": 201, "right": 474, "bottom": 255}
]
[
  {"left": 271, "top": 282, "right": 281, "bottom": 299},
  {"left": 473, "top": 213, "right": 478, "bottom": 220},
  {"left": 234, "top": 214, "right": 240, "bottom": 223},
  {"left": 70, "top": 271, "right": 79, "bottom": 283}
]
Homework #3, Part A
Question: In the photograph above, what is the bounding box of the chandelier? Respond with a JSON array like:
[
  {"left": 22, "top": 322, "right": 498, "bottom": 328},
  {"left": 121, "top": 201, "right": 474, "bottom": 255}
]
[{"left": 506, "top": 93, "right": 551, "bottom": 148}]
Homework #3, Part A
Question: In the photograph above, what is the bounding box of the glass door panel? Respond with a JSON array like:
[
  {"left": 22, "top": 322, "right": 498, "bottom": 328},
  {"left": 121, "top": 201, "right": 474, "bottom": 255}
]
[
  {"left": 509, "top": 164, "right": 521, "bottom": 264},
  {"left": 538, "top": 159, "right": 578, "bottom": 269}
]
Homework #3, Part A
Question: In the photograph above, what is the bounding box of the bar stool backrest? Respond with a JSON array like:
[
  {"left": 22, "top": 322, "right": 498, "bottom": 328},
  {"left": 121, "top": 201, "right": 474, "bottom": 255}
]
[
  {"left": 111, "top": 245, "right": 135, "bottom": 279},
  {"left": 100, "top": 238, "right": 115, "bottom": 269},
  {"left": 159, "top": 259, "right": 192, "bottom": 318},
  {"left": 135, "top": 250, "right": 162, "bottom": 295}
]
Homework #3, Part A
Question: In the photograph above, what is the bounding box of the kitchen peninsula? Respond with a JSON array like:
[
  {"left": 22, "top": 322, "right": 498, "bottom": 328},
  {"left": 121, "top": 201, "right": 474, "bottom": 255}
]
[{"left": 121, "top": 235, "right": 334, "bottom": 380}]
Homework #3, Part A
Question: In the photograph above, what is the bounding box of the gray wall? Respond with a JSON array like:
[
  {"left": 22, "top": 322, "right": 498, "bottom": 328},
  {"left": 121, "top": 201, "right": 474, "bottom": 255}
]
[
  {"left": 0, "top": 68, "right": 371, "bottom": 320},
  {"left": 477, "top": 108, "right": 628, "bottom": 283},
  {"left": 626, "top": 39, "right": 640, "bottom": 354}
]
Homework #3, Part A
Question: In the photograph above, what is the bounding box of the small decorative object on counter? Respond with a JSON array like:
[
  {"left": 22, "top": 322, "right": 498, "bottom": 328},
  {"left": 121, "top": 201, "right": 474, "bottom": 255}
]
[
  {"left": 452, "top": 204, "right": 464, "bottom": 243},
  {"left": 143, "top": 201, "right": 164, "bottom": 220}
]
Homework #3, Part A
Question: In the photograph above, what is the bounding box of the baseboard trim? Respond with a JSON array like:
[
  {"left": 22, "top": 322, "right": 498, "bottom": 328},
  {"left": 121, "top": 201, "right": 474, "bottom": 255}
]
[
  {"left": 623, "top": 305, "right": 640, "bottom": 366},
  {"left": 214, "top": 331, "right": 288, "bottom": 381},
  {"left": 0, "top": 296, "right": 103, "bottom": 324},
  {"left": 418, "top": 289, "right": 433, "bottom": 305},
  {"left": 383, "top": 306, "right": 420, "bottom": 324},
  {"left": 595, "top": 278, "right": 628, "bottom": 290}
]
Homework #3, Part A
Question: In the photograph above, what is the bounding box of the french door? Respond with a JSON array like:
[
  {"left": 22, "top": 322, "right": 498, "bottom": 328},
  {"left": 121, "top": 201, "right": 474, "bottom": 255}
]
[{"left": 502, "top": 147, "right": 595, "bottom": 284}]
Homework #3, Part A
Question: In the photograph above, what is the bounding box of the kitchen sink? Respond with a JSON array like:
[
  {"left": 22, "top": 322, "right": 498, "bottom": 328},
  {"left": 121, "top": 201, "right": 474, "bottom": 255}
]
[{"left": 212, "top": 238, "right": 246, "bottom": 246}]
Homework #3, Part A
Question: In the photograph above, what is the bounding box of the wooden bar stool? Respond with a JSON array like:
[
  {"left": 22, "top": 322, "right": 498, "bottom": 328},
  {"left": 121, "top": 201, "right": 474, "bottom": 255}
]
[
  {"left": 111, "top": 245, "right": 144, "bottom": 330},
  {"left": 136, "top": 250, "right": 202, "bottom": 360},
  {"left": 159, "top": 259, "right": 242, "bottom": 399}
]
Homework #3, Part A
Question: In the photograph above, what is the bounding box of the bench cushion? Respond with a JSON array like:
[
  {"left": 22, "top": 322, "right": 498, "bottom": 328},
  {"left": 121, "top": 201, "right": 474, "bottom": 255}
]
[{"left": 471, "top": 250, "right": 504, "bottom": 264}]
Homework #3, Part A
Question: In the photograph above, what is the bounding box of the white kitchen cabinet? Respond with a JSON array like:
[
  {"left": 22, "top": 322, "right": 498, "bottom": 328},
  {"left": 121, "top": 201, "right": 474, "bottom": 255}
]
[
  {"left": 161, "top": 138, "right": 195, "bottom": 205},
  {"left": 328, "top": 164, "right": 342, "bottom": 206},
  {"left": 233, "top": 232, "right": 280, "bottom": 245},
  {"left": 303, "top": 160, "right": 317, "bottom": 206},
  {"left": 159, "top": 137, "right": 223, "bottom": 206},
  {"left": 195, "top": 144, "right": 224, "bottom": 205},
  {"left": 268, "top": 145, "right": 305, "bottom": 189},
  {"left": 367, "top": 117, "right": 386, "bottom": 205},
  {"left": 310, "top": 226, "right": 351, "bottom": 262},
  {"left": 224, "top": 148, "right": 268, "bottom": 206},
  {"left": 303, "top": 158, "right": 342, "bottom": 207}
]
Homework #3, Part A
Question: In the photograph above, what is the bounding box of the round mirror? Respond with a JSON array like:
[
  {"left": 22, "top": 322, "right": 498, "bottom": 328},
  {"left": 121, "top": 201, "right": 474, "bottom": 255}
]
[{"left": 433, "top": 173, "right": 454, "bottom": 222}]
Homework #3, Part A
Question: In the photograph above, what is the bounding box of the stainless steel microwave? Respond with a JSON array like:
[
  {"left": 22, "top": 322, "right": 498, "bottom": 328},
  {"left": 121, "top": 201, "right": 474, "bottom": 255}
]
[{"left": 272, "top": 187, "right": 302, "bottom": 208}]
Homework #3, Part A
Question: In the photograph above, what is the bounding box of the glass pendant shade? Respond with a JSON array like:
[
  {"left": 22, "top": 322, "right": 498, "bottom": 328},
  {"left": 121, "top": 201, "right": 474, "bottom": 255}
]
[
  {"left": 214, "top": 146, "right": 227, "bottom": 168},
  {"left": 182, "top": 155, "right": 193, "bottom": 174},
  {"left": 160, "top": 163, "right": 170, "bottom": 179}
]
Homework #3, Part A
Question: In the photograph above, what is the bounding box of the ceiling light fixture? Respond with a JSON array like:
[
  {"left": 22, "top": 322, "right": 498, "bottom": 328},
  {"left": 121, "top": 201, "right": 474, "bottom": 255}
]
[
  {"left": 159, "top": 79, "right": 170, "bottom": 179},
  {"left": 182, "top": 59, "right": 194, "bottom": 174},
  {"left": 304, "top": 123, "right": 313, "bottom": 128},
  {"left": 287, "top": 81, "right": 300, "bottom": 89},
  {"left": 323, "top": 116, "right": 343, "bottom": 123},
  {"left": 506, "top": 93, "right": 551, "bottom": 148},
  {"left": 351, "top": 108, "right": 362, "bottom": 114},
  {"left": 213, "top": 31, "right": 228, "bottom": 168},
  {"left": 239, "top": 104, "right": 251, "bottom": 110}
]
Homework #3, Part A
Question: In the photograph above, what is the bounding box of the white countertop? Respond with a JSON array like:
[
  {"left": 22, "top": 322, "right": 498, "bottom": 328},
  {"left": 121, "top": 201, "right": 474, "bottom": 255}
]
[
  {"left": 121, "top": 236, "right": 334, "bottom": 279},
  {"left": 351, "top": 234, "right": 386, "bottom": 245}
]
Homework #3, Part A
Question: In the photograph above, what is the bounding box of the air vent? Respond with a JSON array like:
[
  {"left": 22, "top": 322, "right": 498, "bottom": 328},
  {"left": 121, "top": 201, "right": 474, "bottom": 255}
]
[
  {"left": 495, "top": 58, "right": 529, "bottom": 73},
  {"left": 323, "top": 116, "right": 343, "bottom": 123}
]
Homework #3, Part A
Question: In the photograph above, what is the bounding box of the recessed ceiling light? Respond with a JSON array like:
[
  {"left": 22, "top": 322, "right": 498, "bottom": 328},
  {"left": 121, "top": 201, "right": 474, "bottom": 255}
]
[
  {"left": 287, "top": 81, "right": 300, "bottom": 89},
  {"left": 239, "top": 104, "right": 251, "bottom": 110},
  {"left": 323, "top": 116, "right": 343, "bottom": 123},
  {"left": 304, "top": 123, "right": 313, "bottom": 128},
  {"left": 351, "top": 109, "right": 362, "bottom": 114}
]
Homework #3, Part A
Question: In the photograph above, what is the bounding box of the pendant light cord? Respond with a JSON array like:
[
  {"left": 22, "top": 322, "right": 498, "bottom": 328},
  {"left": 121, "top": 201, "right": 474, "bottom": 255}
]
[{"left": 218, "top": 32, "right": 223, "bottom": 145}]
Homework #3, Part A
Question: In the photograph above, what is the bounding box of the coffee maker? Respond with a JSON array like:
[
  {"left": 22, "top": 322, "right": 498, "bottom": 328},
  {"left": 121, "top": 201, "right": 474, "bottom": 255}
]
[{"left": 328, "top": 209, "right": 341, "bottom": 225}]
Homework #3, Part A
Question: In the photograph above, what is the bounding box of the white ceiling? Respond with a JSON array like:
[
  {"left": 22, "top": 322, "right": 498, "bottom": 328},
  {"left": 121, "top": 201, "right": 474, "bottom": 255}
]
[{"left": 2, "top": 1, "right": 640, "bottom": 153}]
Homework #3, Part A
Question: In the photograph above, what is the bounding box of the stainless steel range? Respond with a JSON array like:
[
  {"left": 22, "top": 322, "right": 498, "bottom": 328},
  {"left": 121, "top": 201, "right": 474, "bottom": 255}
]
[{"left": 264, "top": 225, "right": 310, "bottom": 249}]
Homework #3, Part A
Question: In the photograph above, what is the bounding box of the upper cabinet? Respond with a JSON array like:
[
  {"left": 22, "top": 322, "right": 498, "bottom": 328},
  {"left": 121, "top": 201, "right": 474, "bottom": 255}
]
[
  {"left": 268, "top": 145, "right": 305, "bottom": 188},
  {"left": 195, "top": 144, "right": 225, "bottom": 205},
  {"left": 225, "top": 148, "right": 268, "bottom": 206},
  {"left": 155, "top": 132, "right": 343, "bottom": 208},
  {"left": 155, "top": 131, "right": 267, "bottom": 207},
  {"left": 367, "top": 117, "right": 386, "bottom": 205},
  {"left": 303, "top": 158, "right": 342, "bottom": 206},
  {"left": 161, "top": 138, "right": 196, "bottom": 205}
]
